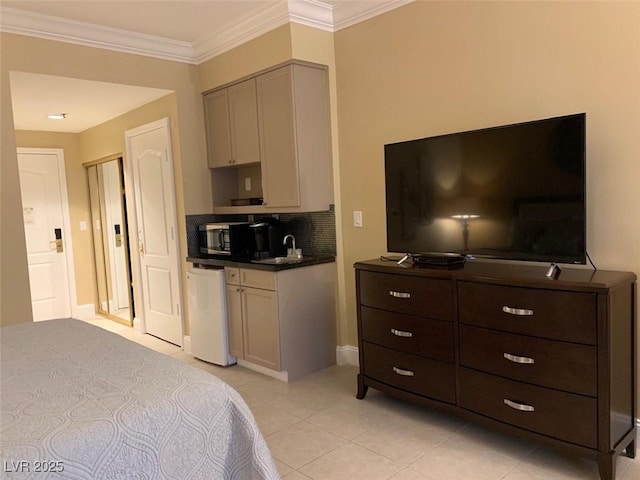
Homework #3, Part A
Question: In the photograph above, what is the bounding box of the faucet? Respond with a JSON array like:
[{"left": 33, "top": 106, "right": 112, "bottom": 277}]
[
  {"left": 283, "top": 234, "right": 302, "bottom": 258},
  {"left": 283, "top": 234, "right": 296, "bottom": 251}
]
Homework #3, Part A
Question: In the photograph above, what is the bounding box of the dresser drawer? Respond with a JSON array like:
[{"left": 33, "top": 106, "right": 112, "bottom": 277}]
[
  {"left": 458, "top": 282, "right": 596, "bottom": 344},
  {"left": 459, "top": 325, "right": 596, "bottom": 396},
  {"left": 459, "top": 368, "right": 596, "bottom": 448},
  {"left": 361, "top": 306, "right": 454, "bottom": 362},
  {"left": 358, "top": 271, "right": 453, "bottom": 321},
  {"left": 363, "top": 342, "right": 455, "bottom": 403}
]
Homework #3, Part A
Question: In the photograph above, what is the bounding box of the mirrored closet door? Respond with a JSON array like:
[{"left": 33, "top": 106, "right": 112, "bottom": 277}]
[{"left": 86, "top": 156, "right": 134, "bottom": 325}]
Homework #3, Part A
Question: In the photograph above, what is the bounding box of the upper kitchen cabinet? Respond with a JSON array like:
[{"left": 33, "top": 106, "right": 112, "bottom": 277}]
[
  {"left": 204, "top": 78, "right": 260, "bottom": 168},
  {"left": 205, "top": 62, "right": 333, "bottom": 213},
  {"left": 257, "top": 63, "right": 331, "bottom": 210}
]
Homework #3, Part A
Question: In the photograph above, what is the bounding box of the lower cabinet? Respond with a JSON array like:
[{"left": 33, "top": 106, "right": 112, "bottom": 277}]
[
  {"left": 355, "top": 259, "right": 637, "bottom": 480},
  {"left": 225, "top": 263, "right": 336, "bottom": 381},
  {"left": 242, "top": 287, "right": 279, "bottom": 369},
  {"left": 226, "top": 274, "right": 279, "bottom": 370}
]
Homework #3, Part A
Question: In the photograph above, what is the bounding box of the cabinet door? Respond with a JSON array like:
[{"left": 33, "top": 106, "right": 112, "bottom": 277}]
[
  {"left": 204, "top": 89, "right": 232, "bottom": 168},
  {"left": 256, "top": 65, "right": 301, "bottom": 208},
  {"left": 225, "top": 284, "right": 244, "bottom": 358},
  {"left": 228, "top": 78, "right": 261, "bottom": 166},
  {"left": 242, "top": 287, "right": 280, "bottom": 370}
]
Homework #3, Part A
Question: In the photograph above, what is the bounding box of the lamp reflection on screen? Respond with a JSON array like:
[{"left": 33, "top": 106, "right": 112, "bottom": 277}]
[{"left": 452, "top": 214, "right": 479, "bottom": 250}]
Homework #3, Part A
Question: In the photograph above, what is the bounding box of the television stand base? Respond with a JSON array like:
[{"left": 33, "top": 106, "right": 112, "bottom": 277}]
[{"left": 410, "top": 253, "right": 466, "bottom": 267}]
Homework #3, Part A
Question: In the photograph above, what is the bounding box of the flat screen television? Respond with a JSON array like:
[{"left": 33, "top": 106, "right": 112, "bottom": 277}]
[{"left": 385, "top": 113, "right": 586, "bottom": 264}]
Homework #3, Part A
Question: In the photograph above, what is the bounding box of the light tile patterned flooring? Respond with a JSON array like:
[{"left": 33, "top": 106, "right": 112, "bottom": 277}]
[{"left": 83, "top": 316, "right": 639, "bottom": 480}]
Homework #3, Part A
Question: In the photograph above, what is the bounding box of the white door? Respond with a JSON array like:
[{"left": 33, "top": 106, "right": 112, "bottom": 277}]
[
  {"left": 17, "top": 149, "right": 73, "bottom": 321},
  {"left": 125, "top": 118, "right": 182, "bottom": 346}
]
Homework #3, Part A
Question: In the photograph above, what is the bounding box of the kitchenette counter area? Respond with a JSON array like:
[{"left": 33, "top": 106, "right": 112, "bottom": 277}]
[{"left": 187, "top": 254, "right": 335, "bottom": 271}]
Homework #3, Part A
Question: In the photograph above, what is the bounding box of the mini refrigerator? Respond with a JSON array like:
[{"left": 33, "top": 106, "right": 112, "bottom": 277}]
[{"left": 186, "top": 268, "right": 236, "bottom": 366}]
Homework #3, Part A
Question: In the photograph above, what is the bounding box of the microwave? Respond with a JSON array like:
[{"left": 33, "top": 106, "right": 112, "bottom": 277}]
[{"left": 198, "top": 222, "right": 253, "bottom": 259}]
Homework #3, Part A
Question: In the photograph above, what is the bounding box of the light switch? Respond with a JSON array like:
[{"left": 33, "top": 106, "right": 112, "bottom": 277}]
[
  {"left": 353, "top": 210, "right": 363, "bottom": 227},
  {"left": 244, "top": 177, "right": 251, "bottom": 191},
  {"left": 79, "top": 221, "right": 87, "bottom": 231}
]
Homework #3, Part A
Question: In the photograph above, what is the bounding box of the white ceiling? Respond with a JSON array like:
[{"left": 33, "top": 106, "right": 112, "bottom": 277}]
[
  {"left": 10, "top": 72, "right": 174, "bottom": 133},
  {"left": 2, "top": 0, "right": 411, "bottom": 133}
]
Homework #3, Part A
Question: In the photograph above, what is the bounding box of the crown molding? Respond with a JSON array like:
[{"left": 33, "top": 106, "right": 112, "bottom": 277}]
[
  {"left": 332, "top": 0, "right": 413, "bottom": 31},
  {"left": 0, "top": 1, "right": 412, "bottom": 65},
  {"left": 288, "top": 0, "right": 334, "bottom": 31},
  {"left": 0, "top": 6, "right": 196, "bottom": 64},
  {"left": 193, "top": 1, "right": 291, "bottom": 65}
]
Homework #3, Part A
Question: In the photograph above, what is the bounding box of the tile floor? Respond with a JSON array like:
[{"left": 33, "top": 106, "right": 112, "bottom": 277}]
[{"left": 82, "top": 316, "right": 639, "bottom": 480}]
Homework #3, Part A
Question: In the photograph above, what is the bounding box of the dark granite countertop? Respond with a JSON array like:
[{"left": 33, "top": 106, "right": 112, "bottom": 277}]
[{"left": 187, "top": 254, "right": 335, "bottom": 271}]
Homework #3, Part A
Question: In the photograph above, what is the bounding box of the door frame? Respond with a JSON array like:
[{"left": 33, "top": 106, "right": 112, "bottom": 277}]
[
  {"left": 17, "top": 147, "right": 79, "bottom": 318},
  {"left": 123, "top": 117, "right": 183, "bottom": 338}
]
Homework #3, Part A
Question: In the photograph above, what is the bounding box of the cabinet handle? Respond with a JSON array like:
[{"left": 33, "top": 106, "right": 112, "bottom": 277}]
[
  {"left": 391, "top": 328, "right": 413, "bottom": 338},
  {"left": 389, "top": 290, "right": 411, "bottom": 299},
  {"left": 503, "top": 353, "right": 535, "bottom": 364},
  {"left": 392, "top": 366, "right": 414, "bottom": 377},
  {"left": 503, "top": 399, "right": 535, "bottom": 412},
  {"left": 502, "top": 306, "right": 533, "bottom": 316}
]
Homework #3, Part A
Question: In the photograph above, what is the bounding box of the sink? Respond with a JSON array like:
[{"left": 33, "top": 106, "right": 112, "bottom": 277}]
[{"left": 252, "top": 256, "right": 304, "bottom": 265}]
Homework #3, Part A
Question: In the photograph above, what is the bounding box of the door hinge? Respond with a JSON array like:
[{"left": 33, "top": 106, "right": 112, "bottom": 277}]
[
  {"left": 176, "top": 303, "right": 180, "bottom": 316},
  {"left": 171, "top": 227, "right": 174, "bottom": 240}
]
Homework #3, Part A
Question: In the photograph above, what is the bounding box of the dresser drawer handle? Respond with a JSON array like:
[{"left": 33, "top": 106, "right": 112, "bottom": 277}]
[
  {"left": 391, "top": 328, "right": 413, "bottom": 338},
  {"left": 389, "top": 290, "right": 411, "bottom": 299},
  {"left": 504, "top": 399, "right": 535, "bottom": 412},
  {"left": 503, "top": 353, "right": 535, "bottom": 364},
  {"left": 502, "top": 306, "right": 534, "bottom": 316},
  {"left": 392, "top": 366, "right": 414, "bottom": 377}
]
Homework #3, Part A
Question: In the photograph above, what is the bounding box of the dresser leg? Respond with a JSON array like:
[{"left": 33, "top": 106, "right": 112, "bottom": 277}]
[
  {"left": 356, "top": 374, "right": 368, "bottom": 399},
  {"left": 625, "top": 438, "right": 636, "bottom": 459},
  {"left": 597, "top": 453, "right": 615, "bottom": 480}
]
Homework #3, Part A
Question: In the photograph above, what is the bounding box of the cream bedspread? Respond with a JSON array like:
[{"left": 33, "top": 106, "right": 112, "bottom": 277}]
[{"left": 0, "top": 319, "right": 280, "bottom": 479}]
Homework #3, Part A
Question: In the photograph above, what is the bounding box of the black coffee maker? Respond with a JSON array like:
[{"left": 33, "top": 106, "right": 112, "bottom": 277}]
[{"left": 250, "top": 218, "right": 285, "bottom": 259}]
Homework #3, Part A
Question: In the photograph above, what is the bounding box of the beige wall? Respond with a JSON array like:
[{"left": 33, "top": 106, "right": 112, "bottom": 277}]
[
  {"left": 199, "top": 25, "right": 293, "bottom": 92},
  {"left": 334, "top": 0, "right": 640, "bottom": 345},
  {"left": 1, "top": 61, "right": 32, "bottom": 325},
  {"left": 1, "top": 32, "right": 208, "bottom": 327},
  {"left": 334, "top": 1, "right": 640, "bottom": 409},
  {"left": 14, "top": 131, "right": 96, "bottom": 308}
]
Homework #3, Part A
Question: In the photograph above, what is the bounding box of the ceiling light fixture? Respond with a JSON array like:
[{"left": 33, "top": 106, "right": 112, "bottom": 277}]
[{"left": 47, "top": 113, "right": 67, "bottom": 120}]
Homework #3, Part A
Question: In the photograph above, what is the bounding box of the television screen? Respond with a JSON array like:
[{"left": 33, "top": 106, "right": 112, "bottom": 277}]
[{"left": 385, "top": 113, "right": 586, "bottom": 264}]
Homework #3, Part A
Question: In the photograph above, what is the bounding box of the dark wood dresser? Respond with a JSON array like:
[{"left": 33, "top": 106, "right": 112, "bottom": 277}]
[{"left": 354, "top": 259, "right": 637, "bottom": 480}]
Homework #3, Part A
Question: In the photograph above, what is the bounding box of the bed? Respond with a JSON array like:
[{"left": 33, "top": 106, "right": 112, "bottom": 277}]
[{"left": 0, "top": 318, "right": 280, "bottom": 479}]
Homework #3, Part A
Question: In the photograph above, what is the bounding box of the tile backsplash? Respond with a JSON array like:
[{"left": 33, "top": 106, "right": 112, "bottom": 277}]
[{"left": 186, "top": 206, "right": 336, "bottom": 258}]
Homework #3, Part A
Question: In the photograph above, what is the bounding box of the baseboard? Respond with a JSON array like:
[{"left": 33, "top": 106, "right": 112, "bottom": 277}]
[
  {"left": 183, "top": 335, "right": 192, "bottom": 355},
  {"left": 74, "top": 304, "right": 95, "bottom": 319},
  {"left": 236, "top": 359, "right": 289, "bottom": 382},
  {"left": 336, "top": 345, "right": 359, "bottom": 367}
]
